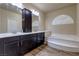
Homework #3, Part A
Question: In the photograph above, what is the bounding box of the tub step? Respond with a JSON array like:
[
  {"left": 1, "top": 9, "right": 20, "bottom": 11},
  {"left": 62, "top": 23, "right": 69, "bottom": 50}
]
[
  {"left": 48, "top": 38, "right": 79, "bottom": 46},
  {"left": 48, "top": 42, "right": 79, "bottom": 52},
  {"left": 47, "top": 37, "right": 79, "bottom": 52},
  {"left": 48, "top": 40, "right": 79, "bottom": 48}
]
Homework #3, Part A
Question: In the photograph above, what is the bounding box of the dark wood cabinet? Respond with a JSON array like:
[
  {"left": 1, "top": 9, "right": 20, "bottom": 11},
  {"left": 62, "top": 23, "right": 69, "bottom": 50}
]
[
  {"left": 18, "top": 32, "right": 45, "bottom": 55},
  {"left": 20, "top": 35, "right": 33, "bottom": 54},
  {"left": 4, "top": 36, "right": 19, "bottom": 56},
  {"left": 19, "top": 34, "right": 37, "bottom": 54},
  {"left": 0, "top": 32, "right": 45, "bottom": 56},
  {"left": 0, "top": 39, "right": 4, "bottom": 56},
  {"left": 34, "top": 33, "right": 45, "bottom": 46},
  {"left": 22, "top": 8, "right": 32, "bottom": 32},
  {"left": 4, "top": 41, "right": 19, "bottom": 56},
  {"left": 37, "top": 33, "right": 44, "bottom": 46}
]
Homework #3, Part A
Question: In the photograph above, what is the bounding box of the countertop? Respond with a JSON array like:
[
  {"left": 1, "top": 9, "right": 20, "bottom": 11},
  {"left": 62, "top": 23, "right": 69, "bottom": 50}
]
[{"left": 0, "top": 31, "right": 47, "bottom": 38}]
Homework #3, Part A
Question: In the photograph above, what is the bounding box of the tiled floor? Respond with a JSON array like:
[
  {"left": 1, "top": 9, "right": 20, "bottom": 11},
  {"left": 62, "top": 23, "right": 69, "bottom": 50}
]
[{"left": 24, "top": 44, "right": 79, "bottom": 56}]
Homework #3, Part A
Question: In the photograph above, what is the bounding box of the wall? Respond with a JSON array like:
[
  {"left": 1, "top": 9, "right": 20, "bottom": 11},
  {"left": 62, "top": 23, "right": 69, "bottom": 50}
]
[
  {"left": 45, "top": 4, "right": 77, "bottom": 37},
  {"left": 0, "top": 9, "right": 2, "bottom": 33},
  {"left": 0, "top": 8, "right": 7, "bottom": 33},
  {"left": 77, "top": 4, "right": 79, "bottom": 36}
]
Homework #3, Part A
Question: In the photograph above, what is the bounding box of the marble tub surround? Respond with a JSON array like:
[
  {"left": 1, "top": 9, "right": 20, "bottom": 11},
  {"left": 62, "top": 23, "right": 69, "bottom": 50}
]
[{"left": 24, "top": 44, "right": 79, "bottom": 56}]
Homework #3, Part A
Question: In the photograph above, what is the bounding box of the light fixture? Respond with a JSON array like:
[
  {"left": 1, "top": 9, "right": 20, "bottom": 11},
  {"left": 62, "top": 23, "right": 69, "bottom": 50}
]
[
  {"left": 31, "top": 9, "right": 39, "bottom": 16},
  {"left": 11, "top": 3, "right": 23, "bottom": 9}
]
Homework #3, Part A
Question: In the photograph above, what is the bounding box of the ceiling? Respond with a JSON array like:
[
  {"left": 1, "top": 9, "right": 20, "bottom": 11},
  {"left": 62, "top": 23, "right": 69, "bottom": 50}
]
[{"left": 32, "top": 3, "right": 75, "bottom": 13}]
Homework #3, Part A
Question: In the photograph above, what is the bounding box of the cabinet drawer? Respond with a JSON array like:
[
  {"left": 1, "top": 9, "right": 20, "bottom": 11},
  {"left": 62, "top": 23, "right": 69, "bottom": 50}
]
[
  {"left": 21, "top": 35, "right": 33, "bottom": 40},
  {"left": 4, "top": 41, "right": 19, "bottom": 56},
  {"left": 4, "top": 36, "right": 19, "bottom": 43}
]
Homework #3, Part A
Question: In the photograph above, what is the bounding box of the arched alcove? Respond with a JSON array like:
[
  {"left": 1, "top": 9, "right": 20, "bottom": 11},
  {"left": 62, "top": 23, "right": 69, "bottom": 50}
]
[{"left": 52, "top": 15, "right": 74, "bottom": 25}]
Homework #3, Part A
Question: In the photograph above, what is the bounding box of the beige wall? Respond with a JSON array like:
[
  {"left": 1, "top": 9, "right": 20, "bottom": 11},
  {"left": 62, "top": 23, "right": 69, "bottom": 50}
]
[
  {"left": 0, "top": 9, "right": 2, "bottom": 33},
  {"left": 45, "top": 4, "right": 77, "bottom": 37},
  {"left": 77, "top": 4, "right": 79, "bottom": 36},
  {"left": 0, "top": 8, "right": 8, "bottom": 33}
]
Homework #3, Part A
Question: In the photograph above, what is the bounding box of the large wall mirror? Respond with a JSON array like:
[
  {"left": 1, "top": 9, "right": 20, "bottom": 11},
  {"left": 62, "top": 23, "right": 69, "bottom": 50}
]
[
  {"left": 0, "top": 3, "right": 22, "bottom": 34},
  {"left": 0, "top": 3, "right": 40, "bottom": 34},
  {"left": 32, "top": 13, "right": 40, "bottom": 32}
]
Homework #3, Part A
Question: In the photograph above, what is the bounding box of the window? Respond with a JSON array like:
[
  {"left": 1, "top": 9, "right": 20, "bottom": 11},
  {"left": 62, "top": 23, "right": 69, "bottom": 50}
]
[{"left": 52, "top": 15, "right": 74, "bottom": 25}]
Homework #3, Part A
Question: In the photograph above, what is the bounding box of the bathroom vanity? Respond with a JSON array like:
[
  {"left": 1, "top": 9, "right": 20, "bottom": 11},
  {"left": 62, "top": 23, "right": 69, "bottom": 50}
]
[
  {"left": 0, "top": 31, "right": 45, "bottom": 56},
  {"left": 0, "top": 4, "right": 45, "bottom": 56}
]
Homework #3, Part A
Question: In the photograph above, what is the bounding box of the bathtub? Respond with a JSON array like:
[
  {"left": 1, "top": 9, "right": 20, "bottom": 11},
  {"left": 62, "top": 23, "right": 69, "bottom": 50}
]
[{"left": 47, "top": 34, "right": 79, "bottom": 52}]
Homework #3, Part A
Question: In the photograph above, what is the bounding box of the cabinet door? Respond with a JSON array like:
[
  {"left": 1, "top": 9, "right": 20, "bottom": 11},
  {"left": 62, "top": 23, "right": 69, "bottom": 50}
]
[
  {"left": 0, "top": 39, "right": 4, "bottom": 56},
  {"left": 22, "top": 8, "right": 32, "bottom": 32},
  {"left": 4, "top": 36, "right": 19, "bottom": 56},
  {"left": 30, "top": 34, "right": 37, "bottom": 48},
  {"left": 37, "top": 33, "right": 45, "bottom": 46},
  {"left": 4, "top": 41, "right": 19, "bottom": 56},
  {"left": 20, "top": 34, "right": 35, "bottom": 54}
]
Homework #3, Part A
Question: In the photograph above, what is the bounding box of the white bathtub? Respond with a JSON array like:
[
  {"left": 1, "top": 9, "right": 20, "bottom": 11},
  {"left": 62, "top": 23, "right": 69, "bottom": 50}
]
[{"left": 47, "top": 34, "right": 79, "bottom": 52}]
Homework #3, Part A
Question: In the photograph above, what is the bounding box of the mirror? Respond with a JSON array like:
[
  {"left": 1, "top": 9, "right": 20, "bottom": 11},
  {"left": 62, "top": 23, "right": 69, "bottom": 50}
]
[
  {"left": 0, "top": 3, "right": 22, "bottom": 33},
  {"left": 32, "top": 14, "right": 40, "bottom": 32},
  {"left": 0, "top": 3, "right": 40, "bottom": 34}
]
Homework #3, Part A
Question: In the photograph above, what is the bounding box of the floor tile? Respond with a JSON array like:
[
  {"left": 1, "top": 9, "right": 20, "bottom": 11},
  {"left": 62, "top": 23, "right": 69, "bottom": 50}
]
[{"left": 24, "top": 44, "right": 79, "bottom": 56}]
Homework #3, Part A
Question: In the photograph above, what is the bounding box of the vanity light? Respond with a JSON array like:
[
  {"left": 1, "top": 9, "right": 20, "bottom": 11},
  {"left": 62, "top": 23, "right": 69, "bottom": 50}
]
[
  {"left": 10, "top": 3, "right": 39, "bottom": 16},
  {"left": 10, "top": 3, "right": 23, "bottom": 9},
  {"left": 31, "top": 9, "right": 39, "bottom": 16}
]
